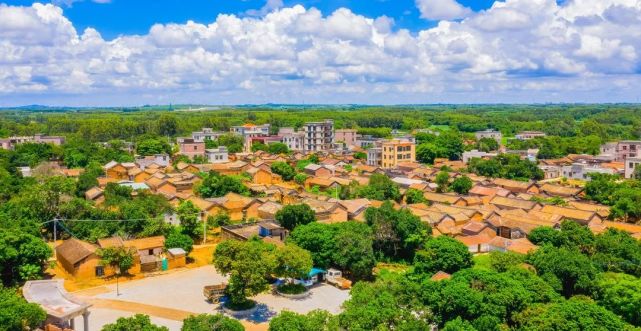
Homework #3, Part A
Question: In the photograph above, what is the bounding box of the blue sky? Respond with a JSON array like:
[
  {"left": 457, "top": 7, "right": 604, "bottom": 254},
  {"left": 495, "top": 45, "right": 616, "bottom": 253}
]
[
  {"left": 0, "top": 0, "right": 640, "bottom": 106},
  {"left": 8, "top": 0, "right": 496, "bottom": 39}
]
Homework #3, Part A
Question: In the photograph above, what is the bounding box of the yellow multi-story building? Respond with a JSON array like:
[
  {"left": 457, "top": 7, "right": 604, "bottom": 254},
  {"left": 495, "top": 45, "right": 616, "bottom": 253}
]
[{"left": 381, "top": 139, "right": 416, "bottom": 169}]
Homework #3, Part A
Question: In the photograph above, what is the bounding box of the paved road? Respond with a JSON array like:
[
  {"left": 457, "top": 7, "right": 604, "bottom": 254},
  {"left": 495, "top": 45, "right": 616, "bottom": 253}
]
[{"left": 75, "top": 265, "right": 348, "bottom": 330}]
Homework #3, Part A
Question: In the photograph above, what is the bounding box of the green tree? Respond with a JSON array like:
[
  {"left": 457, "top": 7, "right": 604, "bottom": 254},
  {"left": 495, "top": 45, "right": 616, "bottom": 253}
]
[
  {"left": 196, "top": 171, "right": 249, "bottom": 198},
  {"left": 269, "top": 310, "right": 338, "bottom": 331},
  {"left": 469, "top": 154, "right": 543, "bottom": 181},
  {"left": 250, "top": 142, "right": 268, "bottom": 152},
  {"left": 356, "top": 173, "right": 401, "bottom": 201},
  {"left": 339, "top": 273, "right": 431, "bottom": 330},
  {"left": 488, "top": 251, "right": 525, "bottom": 272},
  {"left": 217, "top": 134, "right": 244, "bottom": 153},
  {"left": 476, "top": 138, "right": 499, "bottom": 152},
  {"left": 513, "top": 296, "right": 633, "bottom": 331},
  {"left": 275, "top": 244, "right": 313, "bottom": 280},
  {"left": 442, "top": 317, "right": 476, "bottom": 331},
  {"left": 97, "top": 246, "right": 137, "bottom": 275},
  {"left": 364, "top": 201, "right": 430, "bottom": 260},
  {"left": 405, "top": 188, "right": 426, "bottom": 204},
  {"left": 594, "top": 273, "right": 641, "bottom": 326},
  {"left": 157, "top": 114, "right": 178, "bottom": 136},
  {"left": 436, "top": 131, "right": 465, "bottom": 161},
  {"left": 165, "top": 229, "right": 194, "bottom": 254},
  {"left": 213, "top": 239, "right": 277, "bottom": 307},
  {"left": 593, "top": 229, "right": 641, "bottom": 277},
  {"left": 275, "top": 204, "right": 316, "bottom": 231},
  {"left": 294, "top": 173, "right": 308, "bottom": 185},
  {"left": 528, "top": 226, "right": 562, "bottom": 247},
  {"left": 450, "top": 175, "right": 473, "bottom": 194},
  {"left": 353, "top": 152, "right": 366, "bottom": 160},
  {"left": 177, "top": 200, "right": 201, "bottom": 238},
  {"left": 0, "top": 287, "right": 47, "bottom": 331},
  {"left": 102, "top": 314, "right": 169, "bottom": 331},
  {"left": 271, "top": 162, "right": 296, "bottom": 181},
  {"left": 137, "top": 138, "right": 170, "bottom": 156},
  {"left": 416, "top": 143, "right": 440, "bottom": 164},
  {"left": 526, "top": 245, "right": 598, "bottom": 298},
  {"left": 268, "top": 142, "right": 289, "bottom": 155},
  {"left": 181, "top": 313, "right": 244, "bottom": 331},
  {"left": 0, "top": 228, "right": 52, "bottom": 285},
  {"left": 435, "top": 171, "right": 450, "bottom": 193},
  {"left": 288, "top": 223, "right": 337, "bottom": 269},
  {"left": 209, "top": 212, "right": 231, "bottom": 227},
  {"left": 332, "top": 222, "right": 376, "bottom": 280},
  {"left": 414, "top": 236, "right": 473, "bottom": 275}
]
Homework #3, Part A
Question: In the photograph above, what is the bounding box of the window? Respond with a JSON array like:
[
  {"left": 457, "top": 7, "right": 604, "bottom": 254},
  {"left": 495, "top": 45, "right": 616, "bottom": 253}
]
[
  {"left": 95, "top": 266, "right": 104, "bottom": 277},
  {"left": 148, "top": 249, "right": 154, "bottom": 255}
]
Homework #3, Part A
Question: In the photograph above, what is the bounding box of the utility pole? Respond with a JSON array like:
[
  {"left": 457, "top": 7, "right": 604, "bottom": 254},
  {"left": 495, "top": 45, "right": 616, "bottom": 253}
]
[
  {"left": 202, "top": 212, "right": 207, "bottom": 245},
  {"left": 53, "top": 218, "right": 58, "bottom": 259}
]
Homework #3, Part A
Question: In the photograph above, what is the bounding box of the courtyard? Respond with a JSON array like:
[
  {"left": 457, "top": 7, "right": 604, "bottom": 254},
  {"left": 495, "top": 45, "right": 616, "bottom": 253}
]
[{"left": 74, "top": 265, "right": 350, "bottom": 330}]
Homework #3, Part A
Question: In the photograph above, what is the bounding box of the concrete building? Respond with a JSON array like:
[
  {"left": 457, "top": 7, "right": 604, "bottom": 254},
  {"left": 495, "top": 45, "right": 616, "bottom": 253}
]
[
  {"left": 135, "top": 154, "right": 170, "bottom": 169},
  {"left": 177, "top": 137, "right": 205, "bottom": 160},
  {"left": 367, "top": 147, "right": 382, "bottom": 166},
  {"left": 600, "top": 141, "right": 641, "bottom": 162},
  {"left": 381, "top": 139, "right": 416, "bottom": 169},
  {"left": 278, "top": 127, "right": 305, "bottom": 151},
  {"left": 539, "top": 165, "right": 562, "bottom": 180},
  {"left": 515, "top": 131, "right": 546, "bottom": 140},
  {"left": 303, "top": 120, "right": 334, "bottom": 152},
  {"left": 230, "top": 123, "right": 270, "bottom": 137},
  {"left": 475, "top": 129, "right": 502, "bottom": 143},
  {"left": 192, "top": 128, "right": 225, "bottom": 142},
  {"left": 562, "top": 162, "right": 615, "bottom": 181},
  {"left": 355, "top": 135, "right": 382, "bottom": 149},
  {"left": 463, "top": 150, "right": 498, "bottom": 164},
  {"left": 625, "top": 157, "right": 641, "bottom": 179},
  {"left": 0, "top": 134, "right": 65, "bottom": 150},
  {"left": 335, "top": 129, "right": 358, "bottom": 147},
  {"left": 206, "top": 146, "right": 229, "bottom": 164}
]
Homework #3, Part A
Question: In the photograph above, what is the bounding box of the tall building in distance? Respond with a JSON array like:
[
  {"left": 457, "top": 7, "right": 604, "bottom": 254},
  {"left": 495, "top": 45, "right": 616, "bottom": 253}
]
[
  {"left": 303, "top": 120, "right": 334, "bottom": 152},
  {"left": 381, "top": 139, "right": 416, "bottom": 169}
]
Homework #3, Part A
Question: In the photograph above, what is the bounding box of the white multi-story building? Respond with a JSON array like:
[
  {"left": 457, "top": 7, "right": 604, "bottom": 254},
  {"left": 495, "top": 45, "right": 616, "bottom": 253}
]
[
  {"left": 303, "top": 120, "right": 334, "bottom": 152},
  {"left": 625, "top": 157, "right": 641, "bottom": 179},
  {"left": 278, "top": 127, "right": 305, "bottom": 151},
  {"left": 206, "top": 147, "right": 229, "bottom": 164},
  {"left": 562, "top": 162, "right": 615, "bottom": 181},
  {"left": 600, "top": 141, "right": 641, "bottom": 162},
  {"left": 192, "top": 128, "right": 225, "bottom": 142},
  {"left": 230, "top": 124, "right": 270, "bottom": 137},
  {"left": 367, "top": 148, "right": 382, "bottom": 166}
]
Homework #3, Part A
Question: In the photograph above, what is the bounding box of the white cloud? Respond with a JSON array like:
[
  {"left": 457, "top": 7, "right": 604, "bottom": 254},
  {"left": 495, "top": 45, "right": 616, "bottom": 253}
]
[
  {"left": 0, "top": 1, "right": 640, "bottom": 105},
  {"left": 52, "top": 0, "right": 111, "bottom": 7},
  {"left": 415, "top": 0, "right": 473, "bottom": 21}
]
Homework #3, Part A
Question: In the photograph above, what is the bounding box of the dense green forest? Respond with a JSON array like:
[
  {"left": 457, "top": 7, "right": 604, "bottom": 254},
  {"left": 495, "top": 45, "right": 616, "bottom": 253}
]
[{"left": 1, "top": 104, "right": 639, "bottom": 142}]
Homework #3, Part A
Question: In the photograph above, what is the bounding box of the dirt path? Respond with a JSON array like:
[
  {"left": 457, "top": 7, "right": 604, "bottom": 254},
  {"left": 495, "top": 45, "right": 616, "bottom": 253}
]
[{"left": 81, "top": 297, "right": 267, "bottom": 331}]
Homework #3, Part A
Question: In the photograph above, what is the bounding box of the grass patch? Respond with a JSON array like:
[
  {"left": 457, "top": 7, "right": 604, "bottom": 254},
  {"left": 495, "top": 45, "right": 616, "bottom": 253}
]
[
  {"left": 473, "top": 254, "right": 492, "bottom": 270},
  {"left": 277, "top": 283, "right": 307, "bottom": 295},
  {"left": 374, "top": 262, "right": 411, "bottom": 275}
]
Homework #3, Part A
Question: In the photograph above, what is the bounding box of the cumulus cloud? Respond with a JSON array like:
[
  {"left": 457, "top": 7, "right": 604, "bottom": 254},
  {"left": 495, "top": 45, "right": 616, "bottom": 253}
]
[
  {"left": 0, "top": 0, "right": 640, "bottom": 105},
  {"left": 415, "top": 0, "right": 473, "bottom": 21}
]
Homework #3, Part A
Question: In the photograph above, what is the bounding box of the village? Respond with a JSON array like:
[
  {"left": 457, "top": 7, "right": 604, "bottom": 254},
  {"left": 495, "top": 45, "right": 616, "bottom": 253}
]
[{"left": 4, "top": 118, "right": 641, "bottom": 330}]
